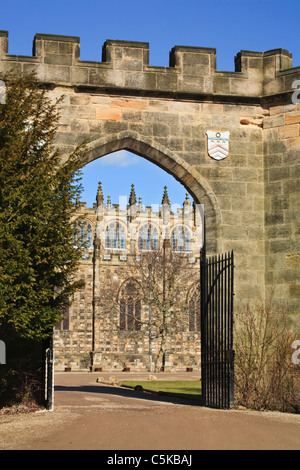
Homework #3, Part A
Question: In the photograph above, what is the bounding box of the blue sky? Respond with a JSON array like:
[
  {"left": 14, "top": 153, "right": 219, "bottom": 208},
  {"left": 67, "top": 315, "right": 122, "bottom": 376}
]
[{"left": 1, "top": 0, "right": 300, "bottom": 207}]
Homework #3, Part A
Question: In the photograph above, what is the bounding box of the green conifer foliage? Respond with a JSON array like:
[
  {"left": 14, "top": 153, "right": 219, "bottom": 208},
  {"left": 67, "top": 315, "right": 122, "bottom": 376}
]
[{"left": 0, "top": 74, "right": 85, "bottom": 340}]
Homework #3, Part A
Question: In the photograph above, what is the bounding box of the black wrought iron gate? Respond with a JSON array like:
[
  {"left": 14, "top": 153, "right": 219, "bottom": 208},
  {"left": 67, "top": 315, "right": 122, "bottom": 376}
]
[{"left": 200, "top": 244, "right": 235, "bottom": 409}]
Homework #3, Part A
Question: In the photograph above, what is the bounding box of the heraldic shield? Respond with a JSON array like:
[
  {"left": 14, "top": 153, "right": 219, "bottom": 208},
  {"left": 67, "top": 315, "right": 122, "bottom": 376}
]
[{"left": 206, "top": 131, "right": 230, "bottom": 160}]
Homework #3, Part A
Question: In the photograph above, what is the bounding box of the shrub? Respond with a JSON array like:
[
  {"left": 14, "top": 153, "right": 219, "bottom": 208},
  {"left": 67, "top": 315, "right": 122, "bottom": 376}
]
[
  {"left": 0, "top": 366, "right": 44, "bottom": 409},
  {"left": 234, "top": 304, "right": 300, "bottom": 413}
]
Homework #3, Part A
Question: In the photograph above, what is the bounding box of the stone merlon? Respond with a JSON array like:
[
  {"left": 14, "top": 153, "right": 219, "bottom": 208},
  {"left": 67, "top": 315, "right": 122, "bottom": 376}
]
[{"left": 0, "top": 31, "right": 299, "bottom": 101}]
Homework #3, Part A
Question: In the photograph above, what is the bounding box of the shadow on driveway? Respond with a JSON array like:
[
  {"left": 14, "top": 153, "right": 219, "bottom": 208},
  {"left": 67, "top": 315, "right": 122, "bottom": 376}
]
[{"left": 54, "top": 383, "right": 203, "bottom": 407}]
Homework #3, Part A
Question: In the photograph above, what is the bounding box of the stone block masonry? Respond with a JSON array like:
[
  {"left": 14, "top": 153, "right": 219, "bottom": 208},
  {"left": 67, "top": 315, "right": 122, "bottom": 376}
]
[
  {"left": 0, "top": 31, "right": 299, "bottom": 334},
  {"left": 54, "top": 189, "right": 202, "bottom": 371},
  {"left": 0, "top": 32, "right": 297, "bottom": 98}
]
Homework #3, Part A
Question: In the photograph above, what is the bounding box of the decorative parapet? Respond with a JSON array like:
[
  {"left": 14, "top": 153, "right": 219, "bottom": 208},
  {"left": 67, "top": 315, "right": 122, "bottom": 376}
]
[{"left": 0, "top": 31, "right": 299, "bottom": 101}]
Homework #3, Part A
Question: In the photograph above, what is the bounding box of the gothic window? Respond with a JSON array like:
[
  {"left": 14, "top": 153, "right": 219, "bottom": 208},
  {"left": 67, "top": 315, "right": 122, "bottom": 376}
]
[
  {"left": 86, "top": 225, "right": 93, "bottom": 248},
  {"left": 188, "top": 282, "right": 200, "bottom": 332},
  {"left": 119, "top": 280, "right": 141, "bottom": 331},
  {"left": 74, "top": 221, "right": 93, "bottom": 249},
  {"left": 55, "top": 306, "right": 70, "bottom": 331},
  {"left": 138, "top": 224, "right": 159, "bottom": 251},
  {"left": 171, "top": 225, "right": 191, "bottom": 252},
  {"left": 105, "top": 222, "right": 126, "bottom": 250}
]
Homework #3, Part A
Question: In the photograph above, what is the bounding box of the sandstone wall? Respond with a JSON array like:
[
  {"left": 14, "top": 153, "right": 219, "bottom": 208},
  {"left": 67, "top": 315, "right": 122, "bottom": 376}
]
[{"left": 1, "top": 31, "right": 299, "bottom": 329}]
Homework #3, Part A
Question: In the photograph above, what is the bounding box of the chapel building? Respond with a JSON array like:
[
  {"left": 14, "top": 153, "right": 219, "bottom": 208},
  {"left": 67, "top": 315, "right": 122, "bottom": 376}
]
[{"left": 54, "top": 183, "right": 203, "bottom": 372}]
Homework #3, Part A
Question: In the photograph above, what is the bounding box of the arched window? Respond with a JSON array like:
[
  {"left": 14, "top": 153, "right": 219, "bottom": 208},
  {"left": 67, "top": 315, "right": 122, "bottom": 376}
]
[
  {"left": 171, "top": 226, "right": 191, "bottom": 252},
  {"left": 55, "top": 304, "right": 70, "bottom": 331},
  {"left": 119, "top": 280, "right": 141, "bottom": 331},
  {"left": 188, "top": 282, "right": 200, "bottom": 332},
  {"left": 105, "top": 222, "right": 126, "bottom": 250},
  {"left": 74, "top": 221, "right": 93, "bottom": 249},
  {"left": 138, "top": 224, "right": 159, "bottom": 251},
  {"left": 86, "top": 224, "right": 92, "bottom": 248}
]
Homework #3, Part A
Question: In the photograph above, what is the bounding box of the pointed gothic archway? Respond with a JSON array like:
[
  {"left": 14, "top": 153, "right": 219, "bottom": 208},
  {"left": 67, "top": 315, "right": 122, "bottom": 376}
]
[
  {"left": 49, "top": 131, "right": 234, "bottom": 410},
  {"left": 78, "top": 130, "right": 222, "bottom": 254}
]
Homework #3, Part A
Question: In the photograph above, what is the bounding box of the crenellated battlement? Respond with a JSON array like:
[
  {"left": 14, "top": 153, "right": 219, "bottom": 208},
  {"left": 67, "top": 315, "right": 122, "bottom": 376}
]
[{"left": 0, "top": 31, "right": 299, "bottom": 100}]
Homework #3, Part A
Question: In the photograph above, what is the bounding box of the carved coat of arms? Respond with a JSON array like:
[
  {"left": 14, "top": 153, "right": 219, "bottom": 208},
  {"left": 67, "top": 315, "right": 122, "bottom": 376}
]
[{"left": 206, "top": 131, "right": 230, "bottom": 160}]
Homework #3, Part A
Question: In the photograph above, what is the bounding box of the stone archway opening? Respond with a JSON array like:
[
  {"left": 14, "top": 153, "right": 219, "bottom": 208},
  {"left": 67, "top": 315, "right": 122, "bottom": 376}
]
[
  {"left": 54, "top": 137, "right": 220, "bottom": 376},
  {"left": 79, "top": 149, "right": 188, "bottom": 211},
  {"left": 79, "top": 132, "right": 221, "bottom": 254}
]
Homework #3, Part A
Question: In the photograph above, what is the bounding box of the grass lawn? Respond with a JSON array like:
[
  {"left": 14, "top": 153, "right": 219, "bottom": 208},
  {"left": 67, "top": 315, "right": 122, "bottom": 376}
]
[{"left": 120, "top": 380, "right": 202, "bottom": 401}]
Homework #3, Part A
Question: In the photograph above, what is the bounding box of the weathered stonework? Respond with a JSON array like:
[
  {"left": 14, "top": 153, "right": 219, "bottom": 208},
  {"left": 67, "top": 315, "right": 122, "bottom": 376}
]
[
  {"left": 54, "top": 187, "right": 201, "bottom": 371},
  {"left": 1, "top": 32, "right": 299, "bottom": 356}
]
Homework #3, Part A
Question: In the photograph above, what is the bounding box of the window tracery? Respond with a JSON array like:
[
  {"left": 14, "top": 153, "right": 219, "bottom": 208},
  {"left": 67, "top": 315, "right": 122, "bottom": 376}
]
[
  {"left": 119, "top": 279, "right": 142, "bottom": 331},
  {"left": 138, "top": 224, "right": 159, "bottom": 251},
  {"left": 171, "top": 225, "right": 191, "bottom": 252}
]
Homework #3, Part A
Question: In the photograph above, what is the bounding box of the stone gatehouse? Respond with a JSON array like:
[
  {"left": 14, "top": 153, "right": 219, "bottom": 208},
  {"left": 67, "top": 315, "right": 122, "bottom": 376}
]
[{"left": 0, "top": 32, "right": 299, "bottom": 369}]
